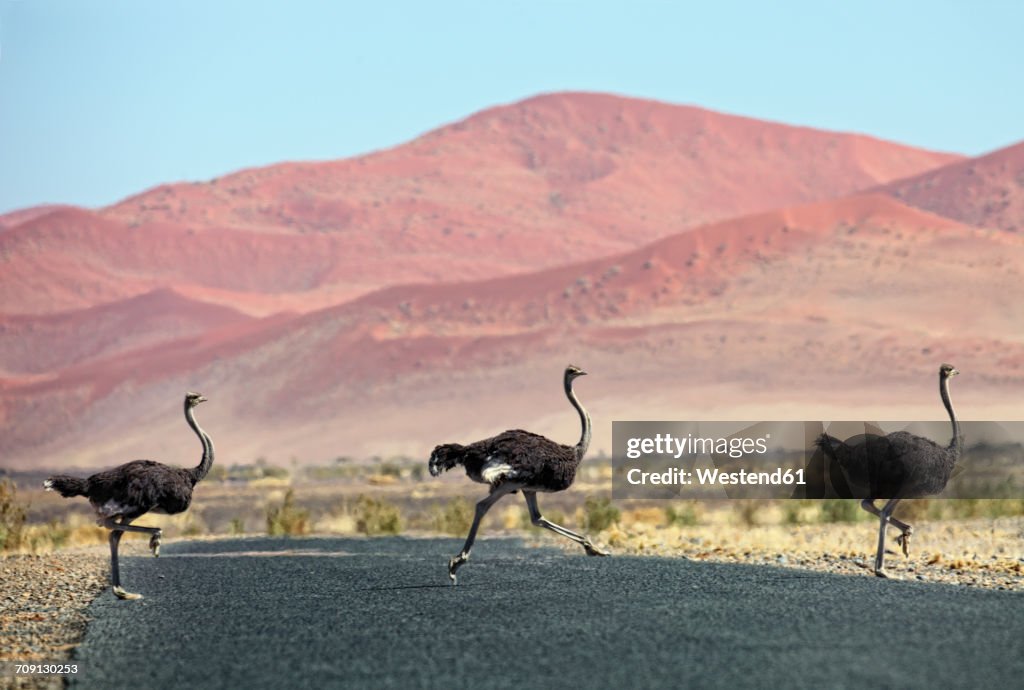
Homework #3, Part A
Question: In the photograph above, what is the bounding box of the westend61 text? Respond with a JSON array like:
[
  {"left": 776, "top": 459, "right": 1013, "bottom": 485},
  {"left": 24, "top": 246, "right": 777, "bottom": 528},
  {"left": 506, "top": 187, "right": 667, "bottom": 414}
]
[{"left": 627, "top": 467, "right": 806, "bottom": 486}]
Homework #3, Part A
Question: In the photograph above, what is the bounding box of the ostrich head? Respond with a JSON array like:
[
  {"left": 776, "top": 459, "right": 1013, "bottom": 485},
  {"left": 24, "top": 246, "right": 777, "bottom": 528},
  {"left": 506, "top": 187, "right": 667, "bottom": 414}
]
[
  {"left": 428, "top": 444, "right": 461, "bottom": 476},
  {"left": 940, "top": 364, "right": 959, "bottom": 379},
  {"left": 565, "top": 364, "right": 587, "bottom": 381},
  {"left": 185, "top": 391, "right": 208, "bottom": 407}
]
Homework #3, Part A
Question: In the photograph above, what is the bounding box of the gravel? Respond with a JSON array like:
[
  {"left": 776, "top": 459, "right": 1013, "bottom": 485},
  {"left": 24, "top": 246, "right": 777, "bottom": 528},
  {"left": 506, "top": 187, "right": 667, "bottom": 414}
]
[
  {"left": 0, "top": 545, "right": 140, "bottom": 690},
  {"left": 592, "top": 516, "right": 1024, "bottom": 590}
]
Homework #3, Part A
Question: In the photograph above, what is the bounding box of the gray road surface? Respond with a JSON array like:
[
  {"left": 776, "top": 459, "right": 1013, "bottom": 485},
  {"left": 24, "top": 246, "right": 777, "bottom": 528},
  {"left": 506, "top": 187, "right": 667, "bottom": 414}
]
[{"left": 69, "top": 537, "right": 1022, "bottom": 689}]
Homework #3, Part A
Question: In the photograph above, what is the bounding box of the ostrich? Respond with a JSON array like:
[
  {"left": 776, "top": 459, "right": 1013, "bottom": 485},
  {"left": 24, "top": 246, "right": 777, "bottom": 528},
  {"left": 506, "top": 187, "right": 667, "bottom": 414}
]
[
  {"left": 816, "top": 364, "right": 963, "bottom": 578},
  {"left": 44, "top": 392, "right": 214, "bottom": 599},
  {"left": 428, "top": 365, "right": 609, "bottom": 583}
]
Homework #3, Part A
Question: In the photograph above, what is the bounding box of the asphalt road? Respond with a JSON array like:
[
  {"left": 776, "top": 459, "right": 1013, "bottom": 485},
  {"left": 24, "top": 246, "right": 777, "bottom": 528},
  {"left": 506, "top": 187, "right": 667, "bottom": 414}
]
[{"left": 70, "top": 537, "right": 1022, "bottom": 689}]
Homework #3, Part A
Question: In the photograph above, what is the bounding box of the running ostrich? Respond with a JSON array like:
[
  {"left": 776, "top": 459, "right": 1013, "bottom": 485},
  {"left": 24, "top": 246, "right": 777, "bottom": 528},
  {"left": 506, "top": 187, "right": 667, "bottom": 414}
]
[
  {"left": 429, "top": 365, "right": 609, "bottom": 583},
  {"left": 816, "top": 364, "right": 963, "bottom": 578},
  {"left": 44, "top": 392, "right": 214, "bottom": 599}
]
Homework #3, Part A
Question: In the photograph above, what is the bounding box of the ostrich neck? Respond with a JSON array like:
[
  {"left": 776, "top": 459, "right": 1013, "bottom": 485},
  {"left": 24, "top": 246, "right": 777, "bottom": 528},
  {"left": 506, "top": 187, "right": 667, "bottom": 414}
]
[
  {"left": 185, "top": 404, "right": 214, "bottom": 484},
  {"left": 941, "top": 376, "right": 962, "bottom": 458},
  {"left": 565, "top": 378, "right": 591, "bottom": 458}
]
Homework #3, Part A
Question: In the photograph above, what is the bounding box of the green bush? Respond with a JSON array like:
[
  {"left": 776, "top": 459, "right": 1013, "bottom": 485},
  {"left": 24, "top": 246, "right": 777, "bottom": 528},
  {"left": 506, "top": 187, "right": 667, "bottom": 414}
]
[
  {"left": 581, "top": 496, "right": 620, "bottom": 531},
  {"left": 665, "top": 502, "right": 699, "bottom": 527},
  {"left": 266, "top": 489, "right": 311, "bottom": 536},
  {"left": 0, "top": 479, "right": 27, "bottom": 552},
  {"left": 355, "top": 495, "right": 402, "bottom": 535},
  {"left": 432, "top": 497, "right": 473, "bottom": 536}
]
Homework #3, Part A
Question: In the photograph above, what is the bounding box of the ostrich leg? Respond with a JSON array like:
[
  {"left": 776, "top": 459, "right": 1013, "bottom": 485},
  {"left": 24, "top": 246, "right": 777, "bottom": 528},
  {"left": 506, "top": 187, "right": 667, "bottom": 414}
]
[
  {"left": 861, "top": 499, "right": 913, "bottom": 557},
  {"left": 448, "top": 486, "right": 515, "bottom": 585},
  {"left": 107, "top": 530, "right": 143, "bottom": 600},
  {"left": 870, "top": 498, "right": 903, "bottom": 578},
  {"left": 103, "top": 517, "right": 163, "bottom": 556},
  {"left": 524, "top": 491, "right": 609, "bottom": 557}
]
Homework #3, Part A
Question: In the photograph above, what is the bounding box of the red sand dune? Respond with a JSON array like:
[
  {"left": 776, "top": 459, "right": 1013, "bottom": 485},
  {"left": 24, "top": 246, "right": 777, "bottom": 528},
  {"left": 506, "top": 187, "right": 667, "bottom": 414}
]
[
  {"left": 6, "top": 93, "right": 1019, "bottom": 470},
  {"left": 104, "top": 92, "right": 962, "bottom": 235},
  {"left": 4, "top": 93, "right": 960, "bottom": 320},
  {"left": 0, "top": 204, "right": 74, "bottom": 230},
  {"left": 879, "top": 140, "right": 1024, "bottom": 232},
  {"left": 3, "top": 192, "right": 1022, "bottom": 469},
  {"left": 0, "top": 288, "right": 253, "bottom": 376}
]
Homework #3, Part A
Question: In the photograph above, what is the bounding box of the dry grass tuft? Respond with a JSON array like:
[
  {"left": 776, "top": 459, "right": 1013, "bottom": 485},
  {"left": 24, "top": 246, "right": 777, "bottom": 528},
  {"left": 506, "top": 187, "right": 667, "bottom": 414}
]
[
  {"left": 355, "top": 495, "right": 402, "bottom": 535},
  {"left": 267, "top": 489, "right": 311, "bottom": 536},
  {"left": 0, "top": 479, "right": 28, "bottom": 552}
]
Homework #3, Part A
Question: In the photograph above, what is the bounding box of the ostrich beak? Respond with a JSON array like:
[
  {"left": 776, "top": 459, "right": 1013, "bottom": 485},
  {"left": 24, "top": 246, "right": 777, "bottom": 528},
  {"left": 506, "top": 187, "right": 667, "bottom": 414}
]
[
  {"left": 950, "top": 369, "right": 960, "bottom": 377},
  {"left": 196, "top": 395, "right": 209, "bottom": 404}
]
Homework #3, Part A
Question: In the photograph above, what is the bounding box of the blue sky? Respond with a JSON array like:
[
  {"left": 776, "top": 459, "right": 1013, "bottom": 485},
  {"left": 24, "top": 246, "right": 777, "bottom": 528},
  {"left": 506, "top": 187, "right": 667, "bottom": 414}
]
[{"left": 1, "top": 1, "right": 1021, "bottom": 213}]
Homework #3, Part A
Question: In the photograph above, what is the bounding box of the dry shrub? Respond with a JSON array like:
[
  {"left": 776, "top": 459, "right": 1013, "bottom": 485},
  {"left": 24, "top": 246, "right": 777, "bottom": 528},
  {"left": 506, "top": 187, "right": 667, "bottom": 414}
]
[
  {"left": 229, "top": 517, "right": 246, "bottom": 535},
  {"left": 581, "top": 496, "right": 620, "bottom": 531},
  {"left": 500, "top": 505, "right": 521, "bottom": 530},
  {"left": 355, "top": 495, "right": 402, "bottom": 535},
  {"left": 819, "top": 499, "right": 863, "bottom": 523},
  {"left": 267, "top": 489, "right": 311, "bottom": 536},
  {"left": 315, "top": 506, "right": 358, "bottom": 534},
  {"left": 0, "top": 479, "right": 27, "bottom": 552},
  {"left": 665, "top": 502, "right": 700, "bottom": 527},
  {"left": 432, "top": 497, "right": 473, "bottom": 536},
  {"left": 736, "top": 500, "right": 762, "bottom": 527}
]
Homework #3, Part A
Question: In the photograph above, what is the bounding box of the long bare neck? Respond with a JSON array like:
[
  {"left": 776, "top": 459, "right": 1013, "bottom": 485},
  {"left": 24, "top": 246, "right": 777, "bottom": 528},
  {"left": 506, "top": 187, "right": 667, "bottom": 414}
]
[
  {"left": 565, "top": 376, "right": 591, "bottom": 459},
  {"left": 940, "top": 375, "right": 962, "bottom": 458},
  {"left": 185, "top": 404, "right": 214, "bottom": 484}
]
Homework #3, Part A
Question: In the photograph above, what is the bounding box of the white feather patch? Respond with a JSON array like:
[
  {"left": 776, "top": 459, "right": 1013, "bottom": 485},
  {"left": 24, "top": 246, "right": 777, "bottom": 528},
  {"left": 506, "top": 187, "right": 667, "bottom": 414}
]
[
  {"left": 481, "top": 461, "right": 517, "bottom": 484},
  {"left": 97, "top": 499, "right": 135, "bottom": 518}
]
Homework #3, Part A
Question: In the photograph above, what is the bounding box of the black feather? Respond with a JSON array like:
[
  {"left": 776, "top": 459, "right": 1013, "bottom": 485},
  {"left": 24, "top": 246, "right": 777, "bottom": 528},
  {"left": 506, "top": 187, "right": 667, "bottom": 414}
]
[
  {"left": 431, "top": 429, "right": 580, "bottom": 491},
  {"left": 815, "top": 431, "right": 957, "bottom": 499}
]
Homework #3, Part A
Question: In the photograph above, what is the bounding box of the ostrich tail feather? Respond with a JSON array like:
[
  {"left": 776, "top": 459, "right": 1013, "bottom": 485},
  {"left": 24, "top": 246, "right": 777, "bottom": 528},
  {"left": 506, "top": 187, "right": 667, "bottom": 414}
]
[{"left": 44, "top": 475, "right": 88, "bottom": 498}]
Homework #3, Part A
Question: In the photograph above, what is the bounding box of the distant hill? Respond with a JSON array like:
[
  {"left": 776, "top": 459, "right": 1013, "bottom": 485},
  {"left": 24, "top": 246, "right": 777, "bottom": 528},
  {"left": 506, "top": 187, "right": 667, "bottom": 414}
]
[
  {"left": 6, "top": 91, "right": 1017, "bottom": 471},
  {"left": 879, "top": 140, "right": 1024, "bottom": 232},
  {"left": 2, "top": 92, "right": 961, "bottom": 318},
  {"left": 4, "top": 193, "right": 1021, "bottom": 469}
]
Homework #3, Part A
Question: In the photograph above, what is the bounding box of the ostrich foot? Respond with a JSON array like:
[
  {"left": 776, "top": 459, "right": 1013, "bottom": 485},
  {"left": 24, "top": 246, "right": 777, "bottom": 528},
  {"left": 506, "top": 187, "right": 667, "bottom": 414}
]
[
  {"left": 873, "top": 568, "right": 902, "bottom": 580},
  {"left": 895, "top": 529, "right": 913, "bottom": 557},
  {"left": 448, "top": 554, "right": 468, "bottom": 585},
  {"left": 583, "top": 540, "right": 610, "bottom": 557},
  {"left": 149, "top": 531, "right": 162, "bottom": 557},
  {"left": 112, "top": 586, "right": 143, "bottom": 600}
]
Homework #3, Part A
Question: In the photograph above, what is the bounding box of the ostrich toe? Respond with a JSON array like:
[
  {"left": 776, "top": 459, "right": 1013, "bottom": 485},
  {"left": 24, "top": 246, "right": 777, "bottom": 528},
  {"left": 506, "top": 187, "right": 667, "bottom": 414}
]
[
  {"left": 896, "top": 531, "right": 912, "bottom": 557},
  {"left": 448, "top": 555, "right": 467, "bottom": 585},
  {"left": 149, "top": 531, "right": 162, "bottom": 557},
  {"left": 113, "top": 586, "right": 143, "bottom": 600}
]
